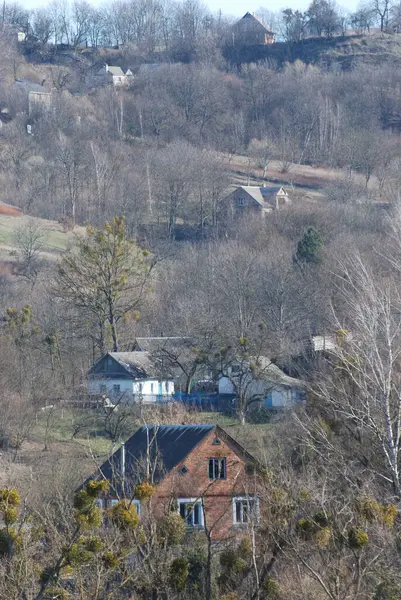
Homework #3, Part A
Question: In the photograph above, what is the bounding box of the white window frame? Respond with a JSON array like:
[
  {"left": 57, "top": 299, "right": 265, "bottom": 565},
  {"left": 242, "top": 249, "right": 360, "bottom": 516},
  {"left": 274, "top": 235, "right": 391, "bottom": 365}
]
[
  {"left": 232, "top": 496, "right": 260, "bottom": 525},
  {"left": 99, "top": 383, "right": 107, "bottom": 393},
  {"left": 177, "top": 497, "right": 204, "bottom": 528},
  {"left": 209, "top": 457, "right": 227, "bottom": 480}
]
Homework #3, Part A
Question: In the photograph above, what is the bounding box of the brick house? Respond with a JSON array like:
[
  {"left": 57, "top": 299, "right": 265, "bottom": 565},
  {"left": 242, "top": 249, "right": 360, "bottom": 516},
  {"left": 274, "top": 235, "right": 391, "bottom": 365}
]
[{"left": 83, "top": 424, "right": 260, "bottom": 540}]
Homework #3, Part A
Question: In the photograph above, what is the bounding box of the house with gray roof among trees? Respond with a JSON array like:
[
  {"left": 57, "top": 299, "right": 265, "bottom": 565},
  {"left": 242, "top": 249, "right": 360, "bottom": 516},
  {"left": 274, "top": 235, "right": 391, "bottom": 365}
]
[{"left": 222, "top": 184, "right": 291, "bottom": 218}]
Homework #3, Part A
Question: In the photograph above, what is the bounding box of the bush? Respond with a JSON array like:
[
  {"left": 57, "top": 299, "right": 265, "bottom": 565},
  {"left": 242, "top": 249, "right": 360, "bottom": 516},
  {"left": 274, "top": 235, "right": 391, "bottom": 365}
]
[
  {"left": 169, "top": 557, "right": 189, "bottom": 591},
  {"left": 247, "top": 406, "right": 273, "bottom": 424},
  {"left": 348, "top": 527, "right": 368, "bottom": 549},
  {"left": 158, "top": 513, "right": 187, "bottom": 546}
]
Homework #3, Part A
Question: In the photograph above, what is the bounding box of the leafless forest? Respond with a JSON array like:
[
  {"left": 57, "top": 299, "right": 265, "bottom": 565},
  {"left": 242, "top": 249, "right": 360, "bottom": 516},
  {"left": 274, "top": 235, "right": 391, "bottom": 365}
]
[{"left": 1, "top": 0, "right": 401, "bottom": 598}]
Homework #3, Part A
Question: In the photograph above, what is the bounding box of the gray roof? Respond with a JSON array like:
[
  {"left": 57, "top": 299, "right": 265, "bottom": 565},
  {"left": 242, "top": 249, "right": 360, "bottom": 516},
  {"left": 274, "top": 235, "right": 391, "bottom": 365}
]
[
  {"left": 108, "top": 351, "right": 159, "bottom": 378},
  {"left": 231, "top": 356, "right": 305, "bottom": 389},
  {"left": 97, "top": 65, "right": 125, "bottom": 77},
  {"left": 13, "top": 79, "right": 50, "bottom": 94},
  {"left": 238, "top": 186, "right": 288, "bottom": 206},
  {"left": 107, "top": 65, "right": 125, "bottom": 76}
]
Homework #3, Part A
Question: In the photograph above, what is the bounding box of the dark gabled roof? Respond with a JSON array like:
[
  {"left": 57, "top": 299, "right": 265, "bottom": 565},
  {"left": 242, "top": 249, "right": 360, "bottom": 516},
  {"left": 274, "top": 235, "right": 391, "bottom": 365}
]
[
  {"left": 88, "top": 351, "right": 174, "bottom": 379},
  {"left": 80, "top": 424, "right": 258, "bottom": 495},
  {"left": 233, "top": 12, "right": 274, "bottom": 35},
  {"left": 81, "top": 424, "right": 215, "bottom": 493}
]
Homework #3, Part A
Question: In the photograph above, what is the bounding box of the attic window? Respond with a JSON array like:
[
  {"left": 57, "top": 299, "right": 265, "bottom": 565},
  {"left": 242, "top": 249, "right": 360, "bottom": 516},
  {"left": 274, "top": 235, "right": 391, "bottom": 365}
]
[
  {"left": 212, "top": 437, "right": 221, "bottom": 445},
  {"left": 179, "top": 465, "right": 189, "bottom": 475},
  {"left": 237, "top": 198, "right": 245, "bottom": 206}
]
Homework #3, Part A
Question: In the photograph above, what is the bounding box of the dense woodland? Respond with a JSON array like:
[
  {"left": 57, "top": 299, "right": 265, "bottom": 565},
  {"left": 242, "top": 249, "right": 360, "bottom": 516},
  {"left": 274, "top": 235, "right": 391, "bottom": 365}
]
[{"left": 2, "top": 1, "right": 401, "bottom": 598}]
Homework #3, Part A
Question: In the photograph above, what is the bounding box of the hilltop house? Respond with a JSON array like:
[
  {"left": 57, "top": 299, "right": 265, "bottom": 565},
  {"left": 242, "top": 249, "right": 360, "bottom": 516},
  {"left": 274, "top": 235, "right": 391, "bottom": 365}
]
[
  {"left": 222, "top": 185, "right": 290, "bottom": 219},
  {"left": 81, "top": 424, "right": 260, "bottom": 540},
  {"left": 87, "top": 352, "right": 174, "bottom": 402},
  {"left": 229, "top": 12, "right": 275, "bottom": 46},
  {"left": 95, "top": 64, "right": 129, "bottom": 86},
  {"left": 218, "top": 358, "right": 305, "bottom": 409}
]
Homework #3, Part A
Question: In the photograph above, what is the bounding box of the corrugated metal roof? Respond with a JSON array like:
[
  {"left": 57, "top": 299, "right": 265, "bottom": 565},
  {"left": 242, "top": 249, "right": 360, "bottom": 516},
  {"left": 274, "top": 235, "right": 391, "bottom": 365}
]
[{"left": 86, "top": 424, "right": 216, "bottom": 491}]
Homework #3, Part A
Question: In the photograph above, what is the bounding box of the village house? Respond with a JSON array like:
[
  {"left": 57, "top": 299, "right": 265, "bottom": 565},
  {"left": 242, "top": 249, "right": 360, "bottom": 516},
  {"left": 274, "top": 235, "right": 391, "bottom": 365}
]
[
  {"left": 83, "top": 424, "right": 260, "bottom": 540},
  {"left": 87, "top": 351, "right": 174, "bottom": 402},
  {"left": 228, "top": 12, "right": 275, "bottom": 46},
  {"left": 218, "top": 358, "right": 305, "bottom": 409},
  {"left": 222, "top": 185, "right": 291, "bottom": 218},
  {"left": 12, "top": 78, "right": 52, "bottom": 116},
  {"left": 95, "top": 63, "right": 130, "bottom": 86}
]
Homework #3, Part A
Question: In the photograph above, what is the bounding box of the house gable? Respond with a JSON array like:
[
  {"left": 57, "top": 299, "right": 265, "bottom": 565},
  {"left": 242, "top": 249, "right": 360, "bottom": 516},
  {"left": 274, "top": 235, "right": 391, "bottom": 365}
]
[
  {"left": 89, "top": 353, "right": 133, "bottom": 379},
  {"left": 226, "top": 187, "right": 264, "bottom": 212},
  {"left": 79, "top": 424, "right": 259, "bottom": 540}
]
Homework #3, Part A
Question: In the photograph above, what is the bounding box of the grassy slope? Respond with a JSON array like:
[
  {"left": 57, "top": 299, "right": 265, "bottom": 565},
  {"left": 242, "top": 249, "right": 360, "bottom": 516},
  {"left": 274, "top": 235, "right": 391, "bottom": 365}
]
[{"left": 0, "top": 214, "right": 86, "bottom": 259}]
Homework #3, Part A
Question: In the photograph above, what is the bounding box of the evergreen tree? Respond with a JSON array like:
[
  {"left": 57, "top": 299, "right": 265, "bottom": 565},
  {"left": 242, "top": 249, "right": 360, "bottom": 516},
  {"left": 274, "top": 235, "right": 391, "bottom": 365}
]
[{"left": 296, "top": 227, "right": 323, "bottom": 264}]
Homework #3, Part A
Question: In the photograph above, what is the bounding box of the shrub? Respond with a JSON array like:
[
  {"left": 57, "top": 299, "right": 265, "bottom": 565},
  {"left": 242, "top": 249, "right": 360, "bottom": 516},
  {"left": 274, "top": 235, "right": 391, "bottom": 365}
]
[
  {"left": 158, "top": 513, "right": 187, "bottom": 546},
  {"left": 262, "top": 577, "right": 281, "bottom": 599},
  {"left": 134, "top": 481, "right": 156, "bottom": 502},
  {"left": 348, "top": 527, "right": 368, "bottom": 549},
  {"left": 168, "top": 557, "right": 189, "bottom": 591},
  {"left": 108, "top": 500, "right": 139, "bottom": 531}
]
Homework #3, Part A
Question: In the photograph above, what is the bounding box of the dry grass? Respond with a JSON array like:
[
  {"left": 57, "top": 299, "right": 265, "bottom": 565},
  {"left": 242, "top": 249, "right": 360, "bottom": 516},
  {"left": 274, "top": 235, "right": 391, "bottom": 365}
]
[{"left": 0, "top": 214, "right": 86, "bottom": 260}]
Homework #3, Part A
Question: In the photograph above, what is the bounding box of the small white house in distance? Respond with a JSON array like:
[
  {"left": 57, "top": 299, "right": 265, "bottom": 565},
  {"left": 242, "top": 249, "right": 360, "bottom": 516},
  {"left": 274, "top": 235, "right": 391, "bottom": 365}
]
[
  {"left": 218, "top": 358, "right": 305, "bottom": 408},
  {"left": 87, "top": 352, "right": 174, "bottom": 403}
]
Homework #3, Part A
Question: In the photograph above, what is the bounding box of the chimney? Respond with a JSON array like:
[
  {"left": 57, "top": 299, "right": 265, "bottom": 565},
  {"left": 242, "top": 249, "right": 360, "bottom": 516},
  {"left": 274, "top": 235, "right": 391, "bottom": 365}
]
[{"left": 120, "top": 441, "right": 125, "bottom": 480}]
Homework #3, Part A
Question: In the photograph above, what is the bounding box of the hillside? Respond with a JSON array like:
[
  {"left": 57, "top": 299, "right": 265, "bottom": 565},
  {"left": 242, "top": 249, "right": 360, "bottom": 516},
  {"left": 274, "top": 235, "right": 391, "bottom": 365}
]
[{"left": 224, "top": 32, "right": 401, "bottom": 70}]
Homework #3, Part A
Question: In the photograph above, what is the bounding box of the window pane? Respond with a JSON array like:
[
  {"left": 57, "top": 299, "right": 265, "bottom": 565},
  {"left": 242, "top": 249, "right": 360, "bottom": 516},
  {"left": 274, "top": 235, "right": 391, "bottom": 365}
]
[
  {"left": 194, "top": 504, "right": 200, "bottom": 525},
  {"left": 209, "top": 459, "right": 214, "bottom": 479},
  {"left": 242, "top": 501, "right": 249, "bottom": 522},
  {"left": 179, "top": 504, "right": 186, "bottom": 519},
  {"left": 220, "top": 459, "right": 226, "bottom": 479},
  {"left": 214, "top": 460, "right": 219, "bottom": 479},
  {"left": 235, "top": 501, "right": 241, "bottom": 523}
]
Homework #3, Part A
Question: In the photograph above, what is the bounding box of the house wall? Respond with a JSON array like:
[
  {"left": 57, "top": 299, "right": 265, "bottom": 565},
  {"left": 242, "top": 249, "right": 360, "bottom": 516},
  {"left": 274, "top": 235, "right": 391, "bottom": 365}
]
[
  {"left": 229, "top": 188, "right": 261, "bottom": 214},
  {"left": 152, "top": 430, "right": 257, "bottom": 540},
  {"left": 88, "top": 377, "right": 134, "bottom": 395},
  {"left": 231, "top": 19, "right": 274, "bottom": 46},
  {"left": 218, "top": 376, "right": 301, "bottom": 408},
  {"left": 88, "top": 377, "right": 174, "bottom": 398}
]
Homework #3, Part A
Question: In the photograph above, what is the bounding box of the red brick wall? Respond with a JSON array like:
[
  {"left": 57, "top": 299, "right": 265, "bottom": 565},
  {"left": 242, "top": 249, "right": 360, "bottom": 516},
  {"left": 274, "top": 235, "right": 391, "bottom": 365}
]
[{"left": 151, "top": 430, "right": 258, "bottom": 540}]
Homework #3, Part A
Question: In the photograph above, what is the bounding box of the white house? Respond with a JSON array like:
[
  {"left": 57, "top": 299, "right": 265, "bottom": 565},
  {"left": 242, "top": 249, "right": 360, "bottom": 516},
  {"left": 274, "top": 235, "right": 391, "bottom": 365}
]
[
  {"left": 218, "top": 358, "right": 305, "bottom": 408},
  {"left": 87, "top": 352, "right": 174, "bottom": 403},
  {"left": 95, "top": 64, "right": 128, "bottom": 86}
]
